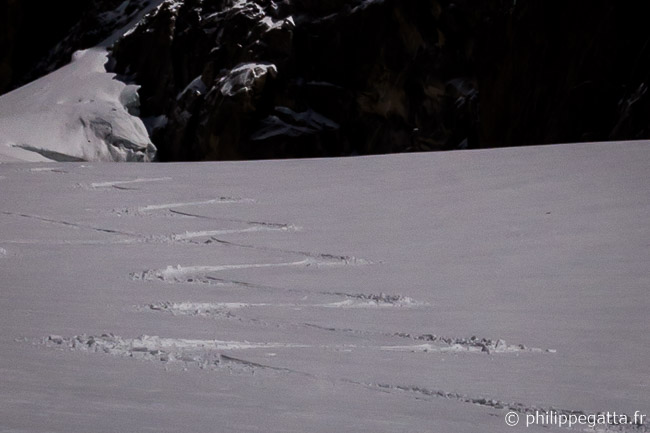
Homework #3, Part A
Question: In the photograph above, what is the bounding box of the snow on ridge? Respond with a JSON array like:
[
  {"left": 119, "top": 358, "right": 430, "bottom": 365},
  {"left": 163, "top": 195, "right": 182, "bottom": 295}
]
[{"left": 0, "top": 2, "right": 167, "bottom": 163}]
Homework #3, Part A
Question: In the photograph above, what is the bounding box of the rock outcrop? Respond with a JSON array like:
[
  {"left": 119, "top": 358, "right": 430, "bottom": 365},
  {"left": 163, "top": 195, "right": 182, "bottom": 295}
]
[
  {"left": 478, "top": 1, "right": 650, "bottom": 148},
  {"left": 3, "top": 0, "right": 650, "bottom": 161},
  {"left": 109, "top": 0, "right": 483, "bottom": 160}
]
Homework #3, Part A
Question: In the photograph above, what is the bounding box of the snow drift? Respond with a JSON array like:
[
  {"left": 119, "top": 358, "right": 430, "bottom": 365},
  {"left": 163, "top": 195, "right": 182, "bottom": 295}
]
[{"left": 0, "top": 2, "right": 160, "bottom": 163}]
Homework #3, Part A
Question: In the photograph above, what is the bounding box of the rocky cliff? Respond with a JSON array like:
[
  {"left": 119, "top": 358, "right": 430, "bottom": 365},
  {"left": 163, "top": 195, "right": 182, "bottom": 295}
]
[
  {"left": 109, "top": 0, "right": 486, "bottom": 160},
  {"left": 3, "top": 0, "right": 650, "bottom": 161},
  {"left": 479, "top": 1, "right": 650, "bottom": 148}
]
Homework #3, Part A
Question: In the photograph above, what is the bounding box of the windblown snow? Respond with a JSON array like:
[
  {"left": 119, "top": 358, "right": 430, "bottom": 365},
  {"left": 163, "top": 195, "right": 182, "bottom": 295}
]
[
  {"left": 1, "top": 141, "right": 649, "bottom": 432},
  {"left": 0, "top": 2, "right": 163, "bottom": 162}
]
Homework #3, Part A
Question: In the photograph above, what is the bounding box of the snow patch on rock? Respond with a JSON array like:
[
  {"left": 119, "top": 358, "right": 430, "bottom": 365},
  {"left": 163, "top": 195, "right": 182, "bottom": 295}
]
[{"left": 218, "top": 63, "right": 278, "bottom": 97}]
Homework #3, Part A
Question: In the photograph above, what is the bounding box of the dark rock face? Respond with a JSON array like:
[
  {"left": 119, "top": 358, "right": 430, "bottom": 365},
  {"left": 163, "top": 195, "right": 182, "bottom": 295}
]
[
  {"left": 1, "top": 0, "right": 83, "bottom": 94},
  {"left": 478, "top": 1, "right": 650, "bottom": 148},
  {"left": 4, "top": 0, "right": 650, "bottom": 160},
  {"left": 110, "top": 0, "right": 483, "bottom": 160}
]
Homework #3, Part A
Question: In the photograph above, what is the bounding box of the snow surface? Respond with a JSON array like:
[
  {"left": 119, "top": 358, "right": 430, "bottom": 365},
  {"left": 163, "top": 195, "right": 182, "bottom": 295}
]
[
  {"left": 0, "top": 2, "right": 163, "bottom": 163},
  {"left": 1, "top": 141, "right": 649, "bottom": 432}
]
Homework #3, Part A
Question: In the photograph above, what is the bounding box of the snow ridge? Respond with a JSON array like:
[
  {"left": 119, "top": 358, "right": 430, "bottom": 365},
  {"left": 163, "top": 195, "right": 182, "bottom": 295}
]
[{"left": 0, "top": 3, "right": 165, "bottom": 162}]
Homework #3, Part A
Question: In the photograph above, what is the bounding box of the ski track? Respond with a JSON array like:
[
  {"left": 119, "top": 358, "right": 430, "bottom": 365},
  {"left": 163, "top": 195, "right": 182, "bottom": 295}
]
[
  {"left": 29, "top": 167, "right": 68, "bottom": 174},
  {"left": 41, "top": 335, "right": 621, "bottom": 432},
  {"left": 108, "top": 198, "right": 257, "bottom": 217},
  {"left": 45, "top": 334, "right": 312, "bottom": 353},
  {"left": 115, "top": 224, "right": 296, "bottom": 246},
  {"left": 113, "top": 185, "right": 140, "bottom": 191},
  {"left": 218, "top": 354, "right": 309, "bottom": 376},
  {"left": 1, "top": 213, "right": 295, "bottom": 246},
  {"left": 5, "top": 190, "right": 303, "bottom": 250},
  {"left": 136, "top": 197, "right": 255, "bottom": 213},
  {"left": 131, "top": 256, "right": 370, "bottom": 285},
  {"left": 46, "top": 332, "right": 537, "bottom": 367},
  {"left": 320, "top": 296, "right": 424, "bottom": 309},
  {"left": 169, "top": 208, "right": 293, "bottom": 229},
  {"left": 43, "top": 334, "right": 348, "bottom": 373},
  {"left": 130, "top": 258, "right": 347, "bottom": 284},
  {"left": 8, "top": 142, "right": 649, "bottom": 433},
  {"left": 170, "top": 224, "right": 296, "bottom": 241},
  {"left": 28, "top": 189, "right": 572, "bottom": 427},
  {"left": 141, "top": 302, "right": 552, "bottom": 354},
  {"left": 148, "top": 275, "right": 306, "bottom": 293},
  {"left": 88, "top": 177, "right": 172, "bottom": 189},
  {"left": 0, "top": 238, "right": 143, "bottom": 245},
  {"left": 141, "top": 293, "right": 429, "bottom": 318},
  {"left": 206, "top": 237, "right": 374, "bottom": 265},
  {"left": 390, "top": 332, "right": 555, "bottom": 354},
  {"left": 303, "top": 324, "right": 555, "bottom": 354},
  {"left": 360, "top": 383, "right": 649, "bottom": 432},
  {"left": 2, "top": 211, "right": 140, "bottom": 237},
  {"left": 378, "top": 341, "right": 548, "bottom": 354}
]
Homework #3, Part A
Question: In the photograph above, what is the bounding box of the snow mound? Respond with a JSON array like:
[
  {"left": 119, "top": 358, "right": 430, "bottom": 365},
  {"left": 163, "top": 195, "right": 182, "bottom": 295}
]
[
  {"left": 0, "top": 47, "right": 155, "bottom": 163},
  {"left": 0, "top": 14, "right": 159, "bottom": 162}
]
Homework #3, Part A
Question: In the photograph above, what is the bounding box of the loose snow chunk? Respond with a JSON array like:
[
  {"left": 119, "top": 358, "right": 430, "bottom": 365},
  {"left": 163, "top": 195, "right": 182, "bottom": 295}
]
[
  {"left": 218, "top": 63, "right": 278, "bottom": 97},
  {"left": 259, "top": 16, "right": 295, "bottom": 31}
]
